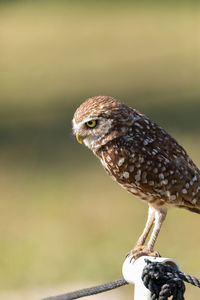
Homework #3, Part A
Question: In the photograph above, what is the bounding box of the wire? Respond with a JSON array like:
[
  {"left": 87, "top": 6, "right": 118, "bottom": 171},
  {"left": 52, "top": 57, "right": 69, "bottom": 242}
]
[{"left": 42, "top": 278, "right": 128, "bottom": 300}]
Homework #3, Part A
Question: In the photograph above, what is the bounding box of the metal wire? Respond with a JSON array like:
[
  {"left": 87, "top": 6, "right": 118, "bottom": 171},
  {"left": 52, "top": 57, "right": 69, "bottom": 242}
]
[{"left": 42, "top": 278, "right": 128, "bottom": 300}]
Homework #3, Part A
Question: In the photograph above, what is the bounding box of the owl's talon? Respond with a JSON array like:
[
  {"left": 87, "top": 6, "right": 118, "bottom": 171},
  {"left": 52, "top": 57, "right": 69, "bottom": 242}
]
[
  {"left": 125, "top": 246, "right": 146, "bottom": 258},
  {"left": 127, "top": 246, "right": 161, "bottom": 261}
]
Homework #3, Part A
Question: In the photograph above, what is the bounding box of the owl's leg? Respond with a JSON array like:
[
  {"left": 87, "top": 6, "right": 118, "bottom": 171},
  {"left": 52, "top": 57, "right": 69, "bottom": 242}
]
[
  {"left": 128, "top": 208, "right": 166, "bottom": 259},
  {"left": 127, "top": 207, "right": 155, "bottom": 258},
  {"left": 147, "top": 208, "right": 167, "bottom": 252},
  {"left": 135, "top": 206, "right": 155, "bottom": 247}
]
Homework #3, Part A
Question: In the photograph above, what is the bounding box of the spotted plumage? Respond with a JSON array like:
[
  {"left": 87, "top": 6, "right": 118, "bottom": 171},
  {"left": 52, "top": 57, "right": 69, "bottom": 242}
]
[{"left": 72, "top": 96, "right": 200, "bottom": 257}]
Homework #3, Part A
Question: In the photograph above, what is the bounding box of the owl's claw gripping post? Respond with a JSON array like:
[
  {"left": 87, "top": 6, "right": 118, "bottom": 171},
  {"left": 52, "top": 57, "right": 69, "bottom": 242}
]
[{"left": 128, "top": 246, "right": 161, "bottom": 261}]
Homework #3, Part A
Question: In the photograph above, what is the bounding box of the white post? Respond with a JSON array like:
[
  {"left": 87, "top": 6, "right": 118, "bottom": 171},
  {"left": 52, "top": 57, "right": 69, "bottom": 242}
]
[{"left": 122, "top": 256, "right": 180, "bottom": 300}]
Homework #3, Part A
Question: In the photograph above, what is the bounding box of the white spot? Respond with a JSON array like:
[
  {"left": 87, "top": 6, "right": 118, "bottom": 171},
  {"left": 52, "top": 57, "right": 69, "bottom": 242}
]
[
  {"left": 129, "top": 165, "right": 134, "bottom": 172},
  {"left": 162, "top": 179, "right": 168, "bottom": 185},
  {"left": 101, "top": 156, "right": 108, "bottom": 169},
  {"left": 124, "top": 183, "right": 132, "bottom": 188},
  {"left": 106, "top": 155, "right": 111, "bottom": 162},
  {"left": 182, "top": 189, "right": 187, "bottom": 194},
  {"left": 172, "top": 179, "right": 177, "bottom": 184},
  {"left": 192, "top": 199, "right": 197, "bottom": 205},
  {"left": 154, "top": 188, "right": 163, "bottom": 194},
  {"left": 133, "top": 114, "right": 142, "bottom": 122},
  {"left": 130, "top": 188, "right": 138, "bottom": 194},
  {"left": 135, "top": 169, "right": 141, "bottom": 182},
  {"left": 136, "top": 163, "right": 141, "bottom": 168},
  {"left": 115, "top": 150, "right": 118, "bottom": 155},
  {"left": 152, "top": 150, "right": 158, "bottom": 155},
  {"left": 165, "top": 191, "right": 170, "bottom": 198},
  {"left": 185, "top": 183, "right": 190, "bottom": 189},
  {"left": 143, "top": 139, "right": 149, "bottom": 146},
  {"left": 135, "top": 122, "right": 143, "bottom": 129},
  {"left": 149, "top": 181, "right": 154, "bottom": 186},
  {"left": 123, "top": 172, "right": 129, "bottom": 179},
  {"left": 139, "top": 157, "right": 144, "bottom": 163},
  {"left": 153, "top": 168, "right": 158, "bottom": 174},
  {"left": 193, "top": 175, "right": 198, "bottom": 182},
  {"left": 118, "top": 157, "right": 125, "bottom": 167},
  {"left": 162, "top": 166, "right": 166, "bottom": 172},
  {"left": 159, "top": 173, "right": 164, "bottom": 179},
  {"left": 142, "top": 172, "right": 147, "bottom": 184},
  {"left": 170, "top": 170, "right": 174, "bottom": 175},
  {"left": 171, "top": 195, "right": 176, "bottom": 201}
]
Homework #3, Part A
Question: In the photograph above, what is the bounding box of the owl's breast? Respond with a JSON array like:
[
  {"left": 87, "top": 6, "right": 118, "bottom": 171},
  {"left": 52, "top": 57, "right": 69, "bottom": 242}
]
[
  {"left": 98, "top": 145, "right": 134, "bottom": 183},
  {"left": 98, "top": 151, "right": 117, "bottom": 179},
  {"left": 99, "top": 147, "right": 159, "bottom": 204}
]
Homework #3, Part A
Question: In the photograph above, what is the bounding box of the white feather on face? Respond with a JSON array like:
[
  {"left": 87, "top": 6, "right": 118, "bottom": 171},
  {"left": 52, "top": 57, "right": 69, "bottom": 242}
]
[
  {"left": 83, "top": 135, "right": 101, "bottom": 148},
  {"left": 72, "top": 116, "right": 113, "bottom": 149}
]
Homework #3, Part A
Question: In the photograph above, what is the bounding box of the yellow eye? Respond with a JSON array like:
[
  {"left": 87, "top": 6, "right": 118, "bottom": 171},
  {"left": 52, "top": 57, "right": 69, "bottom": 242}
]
[{"left": 86, "top": 120, "right": 97, "bottom": 128}]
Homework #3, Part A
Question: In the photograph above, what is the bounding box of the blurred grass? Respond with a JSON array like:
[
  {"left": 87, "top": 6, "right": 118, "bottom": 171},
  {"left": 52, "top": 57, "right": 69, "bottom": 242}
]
[
  {"left": 1, "top": 0, "right": 200, "bottom": 107},
  {"left": 0, "top": 0, "right": 200, "bottom": 299}
]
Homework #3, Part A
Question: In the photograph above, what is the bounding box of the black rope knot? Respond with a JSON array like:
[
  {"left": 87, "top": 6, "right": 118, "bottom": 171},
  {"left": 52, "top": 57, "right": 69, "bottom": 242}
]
[{"left": 142, "top": 260, "right": 185, "bottom": 300}]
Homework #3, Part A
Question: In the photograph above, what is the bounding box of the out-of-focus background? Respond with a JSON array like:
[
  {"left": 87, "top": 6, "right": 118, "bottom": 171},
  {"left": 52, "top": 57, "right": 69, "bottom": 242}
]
[{"left": 1, "top": 0, "right": 200, "bottom": 299}]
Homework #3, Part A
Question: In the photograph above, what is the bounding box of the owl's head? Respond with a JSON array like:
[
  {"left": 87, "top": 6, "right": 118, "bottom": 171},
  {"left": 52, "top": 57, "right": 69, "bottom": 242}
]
[{"left": 72, "top": 96, "right": 133, "bottom": 150}]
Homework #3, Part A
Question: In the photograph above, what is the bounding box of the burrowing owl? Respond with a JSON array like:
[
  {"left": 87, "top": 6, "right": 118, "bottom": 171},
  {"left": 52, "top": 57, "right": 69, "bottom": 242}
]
[{"left": 72, "top": 96, "right": 200, "bottom": 258}]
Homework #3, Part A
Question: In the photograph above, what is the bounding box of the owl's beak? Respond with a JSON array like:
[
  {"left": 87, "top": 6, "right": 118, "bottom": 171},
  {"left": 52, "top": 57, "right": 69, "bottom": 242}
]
[{"left": 76, "top": 134, "right": 83, "bottom": 144}]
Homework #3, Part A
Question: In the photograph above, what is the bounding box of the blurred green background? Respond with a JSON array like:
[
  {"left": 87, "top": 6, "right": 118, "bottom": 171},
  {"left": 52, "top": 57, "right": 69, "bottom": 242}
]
[{"left": 1, "top": 0, "right": 200, "bottom": 299}]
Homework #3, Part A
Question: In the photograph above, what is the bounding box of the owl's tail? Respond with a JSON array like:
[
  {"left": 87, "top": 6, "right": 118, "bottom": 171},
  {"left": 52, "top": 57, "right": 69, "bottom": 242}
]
[
  {"left": 178, "top": 194, "right": 200, "bottom": 214},
  {"left": 178, "top": 205, "right": 200, "bottom": 214},
  {"left": 184, "top": 207, "right": 200, "bottom": 214}
]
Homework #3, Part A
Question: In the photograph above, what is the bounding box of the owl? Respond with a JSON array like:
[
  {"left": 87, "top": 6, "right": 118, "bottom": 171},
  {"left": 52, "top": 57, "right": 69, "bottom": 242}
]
[{"left": 72, "top": 96, "right": 200, "bottom": 258}]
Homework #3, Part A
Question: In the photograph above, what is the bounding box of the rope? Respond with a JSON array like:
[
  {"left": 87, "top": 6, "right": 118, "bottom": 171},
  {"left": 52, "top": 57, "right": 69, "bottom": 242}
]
[
  {"left": 142, "top": 260, "right": 185, "bottom": 300},
  {"left": 42, "top": 260, "right": 200, "bottom": 300},
  {"left": 142, "top": 259, "right": 200, "bottom": 300},
  {"left": 42, "top": 278, "right": 128, "bottom": 300}
]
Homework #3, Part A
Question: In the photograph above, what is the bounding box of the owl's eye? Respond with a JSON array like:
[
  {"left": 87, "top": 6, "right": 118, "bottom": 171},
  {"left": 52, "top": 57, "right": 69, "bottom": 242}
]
[{"left": 86, "top": 120, "right": 97, "bottom": 128}]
